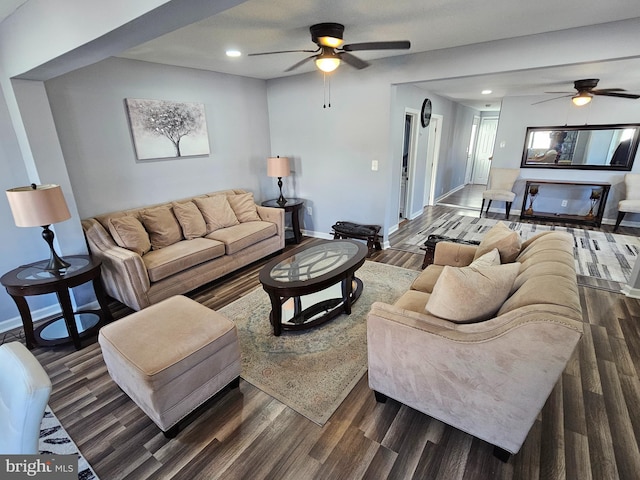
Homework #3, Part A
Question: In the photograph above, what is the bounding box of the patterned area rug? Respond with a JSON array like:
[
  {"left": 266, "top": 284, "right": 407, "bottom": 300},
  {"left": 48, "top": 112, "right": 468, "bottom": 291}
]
[
  {"left": 394, "top": 212, "right": 640, "bottom": 284},
  {"left": 40, "top": 406, "right": 98, "bottom": 479},
  {"left": 219, "top": 261, "right": 419, "bottom": 425}
]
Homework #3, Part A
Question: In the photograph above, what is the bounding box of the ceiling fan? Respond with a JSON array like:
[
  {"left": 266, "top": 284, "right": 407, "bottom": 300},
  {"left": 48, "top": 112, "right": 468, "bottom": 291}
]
[
  {"left": 534, "top": 78, "right": 640, "bottom": 106},
  {"left": 248, "top": 22, "right": 411, "bottom": 73}
]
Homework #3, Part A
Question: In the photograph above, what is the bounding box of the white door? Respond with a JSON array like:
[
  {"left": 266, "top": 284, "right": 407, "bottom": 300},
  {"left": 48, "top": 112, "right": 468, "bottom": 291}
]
[
  {"left": 424, "top": 114, "right": 442, "bottom": 206},
  {"left": 399, "top": 110, "right": 419, "bottom": 220},
  {"left": 471, "top": 117, "right": 498, "bottom": 184},
  {"left": 464, "top": 115, "right": 480, "bottom": 184}
]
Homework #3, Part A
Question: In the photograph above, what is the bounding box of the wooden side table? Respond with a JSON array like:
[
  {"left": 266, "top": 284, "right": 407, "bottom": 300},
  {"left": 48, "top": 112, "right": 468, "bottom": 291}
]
[
  {"left": 1, "top": 255, "right": 113, "bottom": 350},
  {"left": 261, "top": 198, "right": 304, "bottom": 244}
]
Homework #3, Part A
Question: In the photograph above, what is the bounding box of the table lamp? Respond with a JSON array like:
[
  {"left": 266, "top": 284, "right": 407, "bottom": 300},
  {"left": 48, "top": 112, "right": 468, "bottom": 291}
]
[
  {"left": 6, "top": 184, "right": 72, "bottom": 271},
  {"left": 267, "top": 156, "right": 291, "bottom": 206}
]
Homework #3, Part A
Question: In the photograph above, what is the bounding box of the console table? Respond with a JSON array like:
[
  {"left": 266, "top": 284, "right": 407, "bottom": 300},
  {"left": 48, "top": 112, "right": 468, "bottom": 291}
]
[{"left": 520, "top": 180, "right": 611, "bottom": 227}]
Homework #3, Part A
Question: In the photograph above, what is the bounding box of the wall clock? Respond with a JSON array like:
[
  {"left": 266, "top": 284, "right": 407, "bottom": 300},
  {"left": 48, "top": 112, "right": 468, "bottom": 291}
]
[{"left": 421, "top": 98, "right": 432, "bottom": 127}]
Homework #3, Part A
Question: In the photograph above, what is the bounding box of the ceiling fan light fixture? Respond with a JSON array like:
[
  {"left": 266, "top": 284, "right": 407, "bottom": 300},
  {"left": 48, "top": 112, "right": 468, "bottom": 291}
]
[
  {"left": 315, "top": 49, "right": 341, "bottom": 73},
  {"left": 318, "top": 36, "right": 343, "bottom": 48},
  {"left": 572, "top": 92, "right": 593, "bottom": 106}
]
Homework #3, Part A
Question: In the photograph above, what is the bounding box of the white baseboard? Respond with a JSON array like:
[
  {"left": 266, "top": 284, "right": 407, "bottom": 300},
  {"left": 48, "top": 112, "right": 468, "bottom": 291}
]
[{"left": 621, "top": 284, "right": 640, "bottom": 298}]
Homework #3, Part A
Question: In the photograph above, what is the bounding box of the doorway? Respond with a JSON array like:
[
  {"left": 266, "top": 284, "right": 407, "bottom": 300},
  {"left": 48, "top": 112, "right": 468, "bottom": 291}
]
[
  {"left": 464, "top": 115, "right": 481, "bottom": 184},
  {"left": 399, "top": 109, "right": 419, "bottom": 221},
  {"left": 424, "top": 114, "right": 443, "bottom": 206},
  {"left": 471, "top": 116, "right": 499, "bottom": 184}
]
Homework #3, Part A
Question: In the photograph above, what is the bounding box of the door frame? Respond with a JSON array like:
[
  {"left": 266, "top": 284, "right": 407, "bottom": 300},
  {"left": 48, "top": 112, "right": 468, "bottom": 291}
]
[
  {"left": 424, "top": 114, "right": 443, "bottom": 206},
  {"left": 399, "top": 108, "right": 420, "bottom": 221}
]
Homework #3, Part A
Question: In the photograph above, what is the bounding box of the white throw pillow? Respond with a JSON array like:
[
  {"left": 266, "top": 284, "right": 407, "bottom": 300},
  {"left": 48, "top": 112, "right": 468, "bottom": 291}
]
[
  {"left": 468, "top": 248, "right": 501, "bottom": 268},
  {"left": 425, "top": 262, "right": 520, "bottom": 323}
]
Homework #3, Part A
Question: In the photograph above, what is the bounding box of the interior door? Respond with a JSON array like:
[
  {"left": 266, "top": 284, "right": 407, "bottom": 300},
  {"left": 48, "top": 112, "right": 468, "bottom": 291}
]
[{"left": 471, "top": 117, "right": 498, "bottom": 184}]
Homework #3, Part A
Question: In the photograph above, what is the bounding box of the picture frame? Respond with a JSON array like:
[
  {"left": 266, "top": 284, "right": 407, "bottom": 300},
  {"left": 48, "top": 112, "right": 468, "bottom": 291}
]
[{"left": 125, "top": 98, "right": 210, "bottom": 160}]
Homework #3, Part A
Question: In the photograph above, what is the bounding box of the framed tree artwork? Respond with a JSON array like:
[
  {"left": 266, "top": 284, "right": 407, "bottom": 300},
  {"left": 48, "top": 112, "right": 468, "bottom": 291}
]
[{"left": 125, "top": 98, "right": 211, "bottom": 160}]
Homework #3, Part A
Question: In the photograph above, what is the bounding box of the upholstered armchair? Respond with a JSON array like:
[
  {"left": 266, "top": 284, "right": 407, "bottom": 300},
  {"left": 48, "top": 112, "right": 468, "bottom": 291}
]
[
  {"left": 0, "top": 342, "right": 52, "bottom": 454},
  {"left": 614, "top": 173, "right": 640, "bottom": 231},
  {"left": 480, "top": 168, "right": 520, "bottom": 219}
]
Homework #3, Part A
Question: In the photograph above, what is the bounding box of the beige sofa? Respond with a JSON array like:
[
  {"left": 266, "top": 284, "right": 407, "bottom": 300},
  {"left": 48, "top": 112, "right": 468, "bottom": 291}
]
[
  {"left": 367, "top": 224, "right": 583, "bottom": 456},
  {"left": 82, "top": 189, "right": 284, "bottom": 311}
]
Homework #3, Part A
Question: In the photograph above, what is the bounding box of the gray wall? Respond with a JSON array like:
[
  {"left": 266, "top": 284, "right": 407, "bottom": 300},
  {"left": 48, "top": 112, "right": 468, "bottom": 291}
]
[
  {"left": 45, "top": 57, "right": 272, "bottom": 218},
  {"left": 493, "top": 95, "right": 640, "bottom": 222}
]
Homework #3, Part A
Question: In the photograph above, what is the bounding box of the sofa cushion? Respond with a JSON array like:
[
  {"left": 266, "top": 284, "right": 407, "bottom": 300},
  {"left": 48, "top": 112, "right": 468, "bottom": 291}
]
[
  {"left": 140, "top": 205, "right": 183, "bottom": 250},
  {"left": 206, "top": 221, "right": 277, "bottom": 255},
  {"left": 425, "top": 262, "right": 521, "bottom": 323},
  {"left": 474, "top": 222, "right": 522, "bottom": 263},
  {"left": 228, "top": 192, "right": 261, "bottom": 222},
  {"left": 410, "top": 265, "right": 444, "bottom": 293},
  {"left": 108, "top": 216, "right": 151, "bottom": 256},
  {"left": 394, "top": 289, "right": 431, "bottom": 313},
  {"left": 143, "top": 238, "right": 225, "bottom": 282},
  {"left": 172, "top": 201, "right": 207, "bottom": 240},
  {"left": 194, "top": 196, "right": 239, "bottom": 234}
]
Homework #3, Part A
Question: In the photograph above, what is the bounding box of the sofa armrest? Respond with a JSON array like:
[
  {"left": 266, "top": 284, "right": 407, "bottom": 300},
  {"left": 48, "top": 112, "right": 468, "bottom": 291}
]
[
  {"left": 433, "top": 241, "right": 478, "bottom": 267},
  {"left": 82, "top": 219, "right": 151, "bottom": 310},
  {"left": 366, "top": 301, "right": 582, "bottom": 453},
  {"left": 256, "top": 205, "right": 285, "bottom": 238}
]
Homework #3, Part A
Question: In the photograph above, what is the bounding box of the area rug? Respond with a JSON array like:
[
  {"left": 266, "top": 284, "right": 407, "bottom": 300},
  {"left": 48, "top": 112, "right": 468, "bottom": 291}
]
[
  {"left": 40, "top": 406, "right": 99, "bottom": 480},
  {"left": 219, "top": 261, "right": 420, "bottom": 426},
  {"left": 394, "top": 212, "right": 640, "bottom": 284}
]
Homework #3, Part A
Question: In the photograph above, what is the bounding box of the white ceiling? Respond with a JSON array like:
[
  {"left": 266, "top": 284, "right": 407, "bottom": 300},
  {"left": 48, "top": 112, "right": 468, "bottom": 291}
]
[
  {"left": 4, "top": 1, "right": 640, "bottom": 111},
  {"left": 0, "top": 0, "right": 26, "bottom": 23}
]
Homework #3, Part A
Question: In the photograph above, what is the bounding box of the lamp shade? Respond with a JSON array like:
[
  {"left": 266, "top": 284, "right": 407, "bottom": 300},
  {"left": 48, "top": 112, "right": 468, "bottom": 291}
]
[
  {"left": 267, "top": 157, "right": 291, "bottom": 178},
  {"left": 6, "top": 184, "right": 71, "bottom": 227}
]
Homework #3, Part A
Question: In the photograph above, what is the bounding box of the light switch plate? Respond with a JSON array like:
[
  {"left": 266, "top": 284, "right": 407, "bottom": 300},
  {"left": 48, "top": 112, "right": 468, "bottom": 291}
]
[{"left": 371, "top": 160, "right": 379, "bottom": 171}]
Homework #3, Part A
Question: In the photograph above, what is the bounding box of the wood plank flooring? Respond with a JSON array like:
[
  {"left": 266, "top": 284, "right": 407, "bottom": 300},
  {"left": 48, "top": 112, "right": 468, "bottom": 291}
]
[{"left": 10, "top": 196, "right": 640, "bottom": 479}]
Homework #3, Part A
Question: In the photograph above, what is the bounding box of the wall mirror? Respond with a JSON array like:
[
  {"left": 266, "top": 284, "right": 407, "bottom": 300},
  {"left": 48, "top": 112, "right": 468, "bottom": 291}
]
[{"left": 521, "top": 124, "right": 640, "bottom": 170}]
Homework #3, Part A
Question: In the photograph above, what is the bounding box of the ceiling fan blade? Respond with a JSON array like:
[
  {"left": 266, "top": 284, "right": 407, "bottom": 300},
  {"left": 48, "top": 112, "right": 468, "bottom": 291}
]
[
  {"left": 248, "top": 48, "right": 318, "bottom": 57},
  {"left": 339, "top": 52, "right": 370, "bottom": 70},
  {"left": 284, "top": 55, "right": 316, "bottom": 72},
  {"left": 593, "top": 91, "right": 640, "bottom": 99},
  {"left": 592, "top": 88, "right": 627, "bottom": 93},
  {"left": 531, "top": 95, "right": 572, "bottom": 105},
  {"left": 342, "top": 41, "right": 410, "bottom": 52}
]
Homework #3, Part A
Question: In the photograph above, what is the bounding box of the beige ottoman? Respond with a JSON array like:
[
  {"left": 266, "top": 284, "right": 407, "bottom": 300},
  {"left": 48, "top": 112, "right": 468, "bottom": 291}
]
[{"left": 98, "top": 295, "right": 241, "bottom": 438}]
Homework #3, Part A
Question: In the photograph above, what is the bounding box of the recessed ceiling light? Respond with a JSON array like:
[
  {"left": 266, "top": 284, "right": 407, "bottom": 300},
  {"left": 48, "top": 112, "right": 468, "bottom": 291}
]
[
  {"left": 226, "top": 50, "right": 242, "bottom": 57},
  {"left": 481, "top": 89, "right": 492, "bottom": 95}
]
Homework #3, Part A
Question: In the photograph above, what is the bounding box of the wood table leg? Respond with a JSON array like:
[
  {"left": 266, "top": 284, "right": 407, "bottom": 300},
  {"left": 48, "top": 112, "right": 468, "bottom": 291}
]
[
  {"left": 56, "top": 289, "right": 82, "bottom": 350},
  {"left": 342, "top": 275, "right": 354, "bottom": 315},
  {"left": 10, "top": 294, "right": 37, "bottom": 349},
  {"left": 267, "top": 292, "right": 283, "bottom": 336},
  {"left": 92, "top": 275, "right": 113, "bottom": 325}
]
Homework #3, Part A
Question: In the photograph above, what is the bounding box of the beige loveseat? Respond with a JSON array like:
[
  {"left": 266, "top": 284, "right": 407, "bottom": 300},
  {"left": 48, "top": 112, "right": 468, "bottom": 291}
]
[
  {"left": 82, "top": 189, "right": 284, "bottom": 311},
  {"left": 367, "top": 223, "right": 583, "bottom": 456}
]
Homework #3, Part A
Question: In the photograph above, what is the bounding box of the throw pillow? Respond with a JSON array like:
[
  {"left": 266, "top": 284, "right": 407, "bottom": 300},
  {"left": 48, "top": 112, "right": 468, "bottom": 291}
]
[
  {"left": 474, "top": 222, "right": 522, "bottom": 263},
  {"left": 468, "top": 248, "right": 501, "bottom": 268},
  {"left": 108, "top": 216, "right": 151, "bottom": 256},
  {"left": 140, "top": 205, "right": 183, "bottom": 250},
  {"left": 172, "top": 201, "right": 207, "bottom": 240},
  {"left": 425, "top": 262, "right": 520, "bottom": 323},
  {"left": 194, "top": 195, "right": 240, "bottom": 234},
  {"left": 227, "top": 192, "right": 261, "bottom": 222}
]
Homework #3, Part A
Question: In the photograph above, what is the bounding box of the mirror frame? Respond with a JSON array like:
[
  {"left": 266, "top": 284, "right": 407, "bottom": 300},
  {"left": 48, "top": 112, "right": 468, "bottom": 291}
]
[{"left": 520, "top": 123, "right": 640, "bottom": 171}]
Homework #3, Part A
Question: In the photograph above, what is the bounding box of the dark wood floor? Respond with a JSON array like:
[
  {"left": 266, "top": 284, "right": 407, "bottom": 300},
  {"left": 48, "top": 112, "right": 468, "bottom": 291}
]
[{"left": 11, "top": 193, "right": 640, "bottom": 479}]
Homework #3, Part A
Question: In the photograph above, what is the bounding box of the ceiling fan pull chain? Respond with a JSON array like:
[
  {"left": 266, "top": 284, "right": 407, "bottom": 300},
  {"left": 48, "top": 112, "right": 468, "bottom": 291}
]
[
  {"left": 323, "top": 72, "right": 327, "bottom": 108},
  {"left": 328, "top": 75, "right": 331, "bottom": 108}
]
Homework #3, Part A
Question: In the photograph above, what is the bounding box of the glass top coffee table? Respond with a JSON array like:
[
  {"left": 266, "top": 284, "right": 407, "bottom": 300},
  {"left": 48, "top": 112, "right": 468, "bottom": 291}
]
[{"left": 259, "top": 239, "right": 367, "bottom": 336}]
